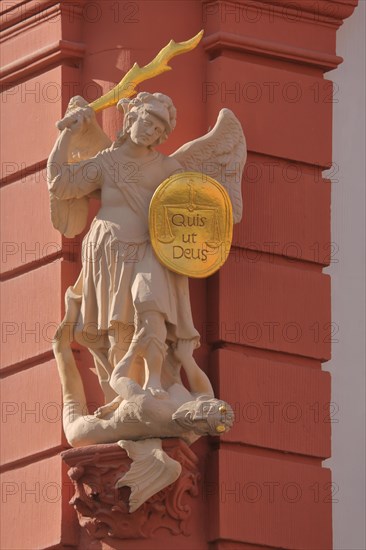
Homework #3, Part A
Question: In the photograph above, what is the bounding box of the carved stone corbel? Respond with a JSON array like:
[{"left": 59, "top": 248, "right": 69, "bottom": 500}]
[{"left": 62, "top": 439, "right": 200, "bottom": 542}]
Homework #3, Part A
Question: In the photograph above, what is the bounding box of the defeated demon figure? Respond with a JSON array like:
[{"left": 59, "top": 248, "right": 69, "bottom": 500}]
[{"left": 54, "top": 286, "right": 234, "bottom": 448}]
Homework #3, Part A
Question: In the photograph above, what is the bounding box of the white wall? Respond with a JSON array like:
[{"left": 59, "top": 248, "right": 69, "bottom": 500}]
[{"left": 324, "top": 3, "right": 366, "bottom": 549}]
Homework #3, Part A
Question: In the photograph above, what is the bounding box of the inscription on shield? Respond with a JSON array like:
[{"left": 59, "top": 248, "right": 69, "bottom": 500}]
[{"left": 149, "top": 172, "right": 233, "bottom": 278}]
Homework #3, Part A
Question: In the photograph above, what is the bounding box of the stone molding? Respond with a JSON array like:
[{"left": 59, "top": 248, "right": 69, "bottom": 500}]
[
  {"left": 0, "top": 1, "right": 84, "bottom": 33},
  {"left": 0, "top": 40, "right": 85, "bottom": 86},
  {"left": 202, "top": 0, "right": 358, "bottom": 27},
  {"left": 258, "top": 0, "right": 358, "bottom": 24},
  {"left": 202, "top": 31, "right": 343, "bottom": 71}
]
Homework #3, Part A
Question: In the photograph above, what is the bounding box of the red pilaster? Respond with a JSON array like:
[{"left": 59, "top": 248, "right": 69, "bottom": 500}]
[{"left": 202, "top": 1, "right": 357, "bottom": 548}]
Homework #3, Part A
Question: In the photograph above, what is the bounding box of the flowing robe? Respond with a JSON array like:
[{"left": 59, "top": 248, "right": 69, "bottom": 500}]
[{"left": 50, "top": 144, "right": 199, "bottom": 397}]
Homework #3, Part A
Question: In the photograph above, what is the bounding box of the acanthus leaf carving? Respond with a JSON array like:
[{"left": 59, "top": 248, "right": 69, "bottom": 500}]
[{"left": 62, "top": 439, "right": 200, "bottom": 540}]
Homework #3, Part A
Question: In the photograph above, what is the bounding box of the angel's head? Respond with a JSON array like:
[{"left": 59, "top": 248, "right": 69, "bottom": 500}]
[{"left": 117, "top": 92, "right": 176, "bottom": 147}]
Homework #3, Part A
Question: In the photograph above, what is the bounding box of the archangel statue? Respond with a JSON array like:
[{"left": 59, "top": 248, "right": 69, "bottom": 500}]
[{"left": 47, "top": 33, "right": 246, "bottom": 512}]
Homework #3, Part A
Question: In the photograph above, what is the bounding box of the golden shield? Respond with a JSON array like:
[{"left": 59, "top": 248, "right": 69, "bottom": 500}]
[{"left": 149, "top": 171, "right": 233, "bottom": 278}]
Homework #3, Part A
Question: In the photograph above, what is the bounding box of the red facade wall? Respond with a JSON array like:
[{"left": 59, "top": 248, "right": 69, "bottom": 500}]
[{"left": 0, "top": 1, "right": 358, "bottom": 548}]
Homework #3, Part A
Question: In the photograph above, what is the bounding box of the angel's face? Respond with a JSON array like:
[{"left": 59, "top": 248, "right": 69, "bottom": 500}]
[{"left": 127, "top": 111, "right": 165, "bottom": 148}]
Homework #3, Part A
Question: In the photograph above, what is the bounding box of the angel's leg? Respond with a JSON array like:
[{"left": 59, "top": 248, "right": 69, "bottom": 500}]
[
  {"left": 93, "top": 322, "right": 144, "bottom": 417},
  {"left": 140, "top": 311, "right": 167, "bottom": 397},
  {"left": 174, "top": 339, "right": 214, "bottom": 397},
  {"left": 108, "top": 321, "right": 145, "bottom": 385},
  {"left": 91, "top": 321, "right": 146, "bottom": 412},
  {"left": 110, "top": 312, "right": 167, "bottom": 399}
]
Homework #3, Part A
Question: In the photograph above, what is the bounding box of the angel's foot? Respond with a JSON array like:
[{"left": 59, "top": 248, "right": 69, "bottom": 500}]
[
  {"left": 94, "top": 396, "right": 123, "bottom": 418},
  {"left": 146, "top": 386, "right": 169, "bottom": 400},
  {"left": 143, "top": 373, "right": 168, "bottom": 399}
]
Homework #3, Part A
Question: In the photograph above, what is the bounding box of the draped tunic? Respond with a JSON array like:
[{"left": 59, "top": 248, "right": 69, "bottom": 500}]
[{"left": 50, "top": 144, "right": 199, "bottom": 345}]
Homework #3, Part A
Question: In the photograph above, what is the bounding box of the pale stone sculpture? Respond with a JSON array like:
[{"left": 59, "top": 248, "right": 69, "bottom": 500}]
[{"left": 48, "top": 91, "right": 246, "bottom": 511}]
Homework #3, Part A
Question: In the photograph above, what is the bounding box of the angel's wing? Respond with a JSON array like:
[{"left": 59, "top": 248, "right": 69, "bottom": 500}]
[
  {"left": 170, "top": 109, "right": 246, "bottom": 223},
  {"left": 49, "top": 96, "right": 112, "bottom": 238}
]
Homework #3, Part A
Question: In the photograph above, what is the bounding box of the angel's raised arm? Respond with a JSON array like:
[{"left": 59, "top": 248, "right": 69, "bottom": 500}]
[
  {"left": 47, "top": 96, "right": 112, "bottom": 238},
  {"left": 47, "top": 131, "right": 103, "bottom": 201}
]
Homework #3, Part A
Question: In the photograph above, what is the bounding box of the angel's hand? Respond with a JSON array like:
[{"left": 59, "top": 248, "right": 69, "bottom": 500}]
[{"left": 57, "top": 102, "right": 95, "bottom": 133}]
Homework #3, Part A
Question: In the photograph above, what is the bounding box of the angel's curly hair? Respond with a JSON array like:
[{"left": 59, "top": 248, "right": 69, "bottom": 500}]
[{"left": 115, "top": 92, "right": 177, "bottom": 146}]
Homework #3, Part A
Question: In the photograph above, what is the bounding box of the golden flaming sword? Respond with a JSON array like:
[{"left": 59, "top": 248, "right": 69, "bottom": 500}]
[{"left": 57, "top": 30, "right": 203, "bottom": 130}]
